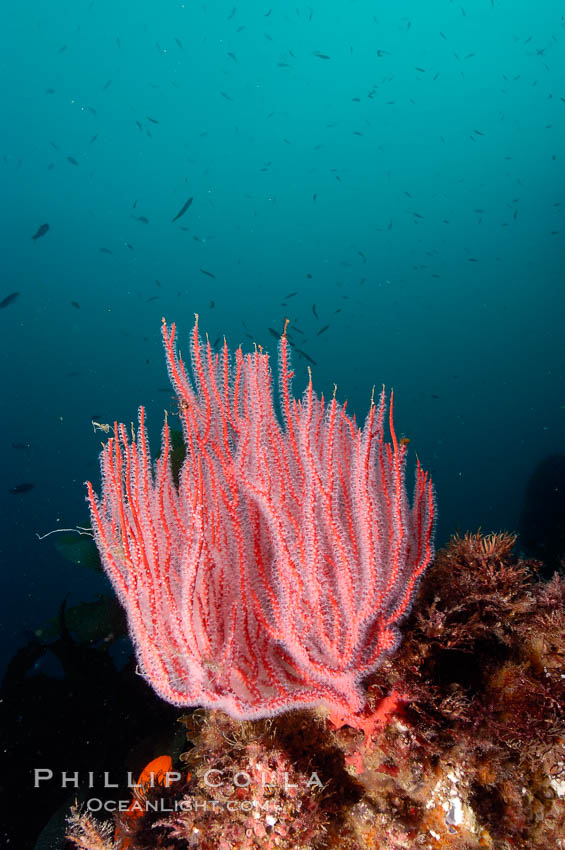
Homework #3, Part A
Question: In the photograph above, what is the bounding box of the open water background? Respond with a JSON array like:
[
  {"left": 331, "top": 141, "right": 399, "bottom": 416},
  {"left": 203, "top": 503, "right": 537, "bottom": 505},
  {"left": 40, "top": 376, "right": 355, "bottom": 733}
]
[{"left": 1, "top": 0, "right": 564, "bottom": 672}]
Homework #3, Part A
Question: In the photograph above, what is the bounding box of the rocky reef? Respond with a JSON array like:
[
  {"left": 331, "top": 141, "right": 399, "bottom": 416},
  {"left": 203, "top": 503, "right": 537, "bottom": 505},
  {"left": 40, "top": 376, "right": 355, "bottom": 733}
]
[{"left": 61, "top": 531, "right": 565, "bottom": 849}]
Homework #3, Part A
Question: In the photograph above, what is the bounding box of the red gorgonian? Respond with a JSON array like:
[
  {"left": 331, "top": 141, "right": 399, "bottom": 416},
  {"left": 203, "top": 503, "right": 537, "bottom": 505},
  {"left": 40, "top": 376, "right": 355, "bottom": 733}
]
[{"left": 86, "top": 317, "right": 435, "bottom": 720}]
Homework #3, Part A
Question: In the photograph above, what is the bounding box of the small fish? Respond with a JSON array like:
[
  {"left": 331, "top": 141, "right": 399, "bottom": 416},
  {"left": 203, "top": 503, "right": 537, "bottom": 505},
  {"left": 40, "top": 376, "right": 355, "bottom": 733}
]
[
  {"left": 11, "top": 442, "right": 30, "bottom": 450},
  {"left": 313, "top": 51, "right": 331, "bottom": 59},
  {"left": 171, "top": 197, "right": 193, "bottom": 223},
  {"left": 135, "top": 121, "right": 143, "bottom": 132},
  {"left": 125, "top": 242, "right": 134, "bottom": 250},
  {"left": 103, "top": 79, "right": 112, "bottom": 90},
  {"left": 89, "top": 134, "right": 98, "bottom": 143},
  {"left": 32, "top": 223, "right": 50, "bottom": 240},
  {"left": 67, "top": 156, "right": 79, "bottom": 166},
  {"left": 146, "top": 116, "right": 160, "bottom": 124},
  {"left": 227, "top": 51, "right": 237, "bottom": 62},
  {"left": 312, "top": 303, "right": 318, "bottom": 318},
  {"left": 209, "top": 300, "right": 215, "bottom": 308},
  {"left": 146, "top": 295, "right": 160, "bottom": 302},
  {"left": 9, "top": 482, "right": 34, "bottom": 495},
  {"left": 71, "top": 301, "right": 80, "bottom": 309},
  {"left": 220, "top": 91, "right": 233, "bottom": 100},
  {"left": 1, "top": 292, "right": 20, "bottom": 309},
  {"left": 295, "top": 349, "right": 317, "bottom": 365},
  {"left": 284, "top": 291, "right": 297, "bottom": 298},
  {"left": 268, "top": 327, "right": 279, "bottom": 338},
  {"left": 200, "top": 268, "right": 216, "bottom": 278},
  {"left": 175, "top": 37, "right": 184, "bottom": 49},
  {"left": 132, "top": 215, "right": 149, "bottom": 223},
  {"left": 317, "top": 325, "right": 329, "bottom": 336},
  {"left": 100, "top": 247, "right": 112, "bottom": 254}
]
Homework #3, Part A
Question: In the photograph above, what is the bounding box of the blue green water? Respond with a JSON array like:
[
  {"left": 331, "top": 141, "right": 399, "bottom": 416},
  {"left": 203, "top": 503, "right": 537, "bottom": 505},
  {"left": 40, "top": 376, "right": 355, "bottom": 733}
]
[{"left": 1, "top": 1, "right": 564, "bottom": 670}]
